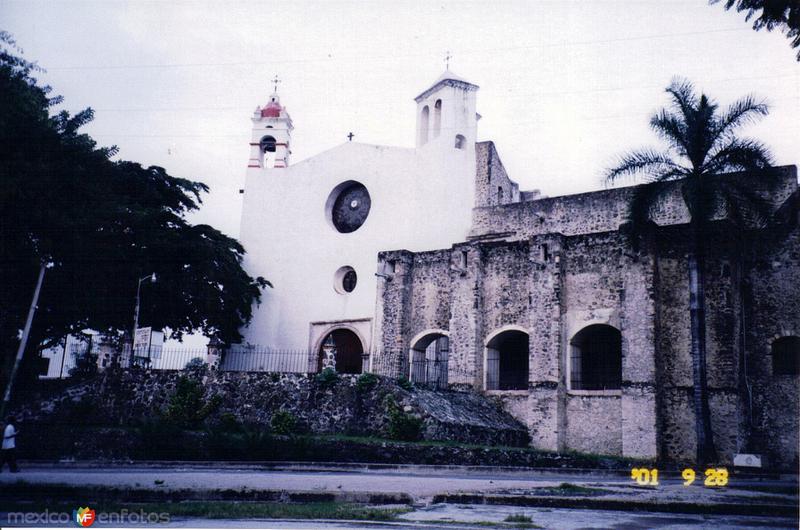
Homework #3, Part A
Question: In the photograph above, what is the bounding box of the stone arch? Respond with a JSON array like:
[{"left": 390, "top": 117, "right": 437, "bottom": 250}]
[
  {"left": 484, "top": 325, "right": 529, "bottom": 391},
  {"left": 315, "top": 326, "right": 367, "bottom": 374},
  {"left": 569, "top": 324, "right": 622, "bottom": 390},
  {"left": 409, "top": 329, "right": 449, "bottom": 386}
]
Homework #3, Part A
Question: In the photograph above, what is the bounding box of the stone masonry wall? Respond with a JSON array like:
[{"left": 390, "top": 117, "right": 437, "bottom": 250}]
[
  {"left": 470, "top": 166, "right": 798, "bottom": 240},
  {"left": 474, "top": 141, "right": 519, "bottom": 208},
  {"left": 15, "top": 369, "right": 530, "bottom": 448},
  {"left": 743, "top": 218, "right": 800, "bottom": 468},
  {"left": 375, "top": 169, "right": 798, "bottom": 465},
  {"left": 378, "top": 231, "right": 659, "bottom": 459}
]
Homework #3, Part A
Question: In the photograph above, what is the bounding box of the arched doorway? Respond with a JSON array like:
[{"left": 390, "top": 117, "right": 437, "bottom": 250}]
[
  {"left": 317, "top": 328, "right": 364, "bottom": 374},
  {"left": 485, "top": 328, "right": 529, "bottom": 390},
  {"left": 409, "top": 331, "right": 449, "bottom": 388}
]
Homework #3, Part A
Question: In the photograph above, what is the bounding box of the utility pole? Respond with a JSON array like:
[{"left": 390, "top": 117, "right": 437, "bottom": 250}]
[
  {"left": 131, "top": 273, "right": 156, "bottom": 364},
  {"left": 1, "top": 263, "right": 46, "bottom": 418}
]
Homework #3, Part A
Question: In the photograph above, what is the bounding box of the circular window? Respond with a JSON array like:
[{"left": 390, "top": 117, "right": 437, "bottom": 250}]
[
  {"left": 334, "top": 266, "right": 357, "bottom": 294},
  {"left": 326, "top": 181, "right": 371, "bottom": 233}
]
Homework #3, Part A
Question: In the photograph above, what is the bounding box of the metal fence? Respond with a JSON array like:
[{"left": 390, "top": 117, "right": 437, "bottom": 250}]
[
  {"left": 41, "top": 342, "right": 478, "bottom": 391},
  {"left": 222, "top": 347, "right": 308, "bottom": 373}
]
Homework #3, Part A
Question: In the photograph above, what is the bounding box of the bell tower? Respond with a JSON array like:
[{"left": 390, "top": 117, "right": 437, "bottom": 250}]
[
  {"left": 414, "top": 68, "right": 479, "bottom": 150},
  {"left": 248, "top": 76, "right": 293, "bottom": 169}
]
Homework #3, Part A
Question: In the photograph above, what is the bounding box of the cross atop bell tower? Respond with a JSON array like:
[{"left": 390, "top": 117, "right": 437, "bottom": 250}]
[{"left": 247, "top": 77, "right": 294, "bottom": 169}]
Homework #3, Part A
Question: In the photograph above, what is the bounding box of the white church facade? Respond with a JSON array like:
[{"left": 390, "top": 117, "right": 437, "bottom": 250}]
[{"left": 238, "top": 71, "right": 519, "bottom": 371}]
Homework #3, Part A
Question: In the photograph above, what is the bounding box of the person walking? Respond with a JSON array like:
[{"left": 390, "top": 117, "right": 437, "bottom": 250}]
[{"left": 1, "top": 416, "right": 19, "bottom": 472}]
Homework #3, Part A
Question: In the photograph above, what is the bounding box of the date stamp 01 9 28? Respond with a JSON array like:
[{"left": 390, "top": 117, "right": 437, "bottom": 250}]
[{"left": 630, "top": 467, "right": 729, "bottom": 487}]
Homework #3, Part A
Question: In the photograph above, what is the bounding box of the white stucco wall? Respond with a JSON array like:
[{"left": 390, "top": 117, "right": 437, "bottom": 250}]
[
  {"left": 238, "top": 74, "right": 482, "bottom": 353},
  {"left": 239, "top": 140, "right": 477, "bottom": 352}
]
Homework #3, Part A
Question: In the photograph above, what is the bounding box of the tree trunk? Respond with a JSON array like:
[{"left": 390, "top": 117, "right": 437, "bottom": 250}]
[{"left": 688, "top": 243, "right": 718, "bottom": 464}]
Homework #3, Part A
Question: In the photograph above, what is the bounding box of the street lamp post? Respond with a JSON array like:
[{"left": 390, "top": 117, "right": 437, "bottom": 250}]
[{"left": 132, "top": 272, "right": 157, "bottom": 364}]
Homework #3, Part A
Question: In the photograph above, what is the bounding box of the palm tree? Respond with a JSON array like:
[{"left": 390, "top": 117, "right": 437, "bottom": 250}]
[{"left": 606, "top": 78, "right": 774, "bottom": 464}]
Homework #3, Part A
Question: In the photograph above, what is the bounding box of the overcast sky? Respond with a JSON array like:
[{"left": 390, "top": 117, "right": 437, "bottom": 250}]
[{"left": 3, "top": 0, "right": 799, "bottom": 240}]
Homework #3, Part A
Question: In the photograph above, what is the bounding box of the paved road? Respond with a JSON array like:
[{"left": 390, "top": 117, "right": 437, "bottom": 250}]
[
  {"left": 0, "top": 465, "right": 636, "bottom": 497},
  {"left": 2, "top": 464, "right": 797, "bottom": 529}
]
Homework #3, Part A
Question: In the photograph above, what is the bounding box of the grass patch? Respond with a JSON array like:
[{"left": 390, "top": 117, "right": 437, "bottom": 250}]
[
  {"left": 0, "top": 500, "right": 410, "bottom": 521},
  {"left": 528, "top": 482, "right": 613, "bottom": 496},
  {"left": 415, "top": 519, "right": 542, "bottom": 529}
]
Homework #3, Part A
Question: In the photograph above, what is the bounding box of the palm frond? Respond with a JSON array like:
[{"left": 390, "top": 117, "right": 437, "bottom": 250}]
[
  {"left": 704, "top": 137, "right": 773, "bottom": 175},
  {"left": 605, "top": 149, "right": 685, "bottom": 185},
  {"left": 665, "top": 77, "right": 698, "bottom": 119},
  {"left": 650, "top": 109, "right": 688, "bottom": 155},
  {"left": 711, "top": 94, "right": 769, "bottom": 148}
]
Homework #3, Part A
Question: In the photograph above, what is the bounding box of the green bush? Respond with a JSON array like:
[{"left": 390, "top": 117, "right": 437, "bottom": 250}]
[
  {"left": 270, "top": 410, "right": 297, "bottom": 435},
  {"left": 183, "top": 357, "right": 207, "bottom": 379},
  {"left": 315, "top": 367, "right": 338, "bottom": 387},
  {"left": 396, "top": 376, "right": 413, "bottom": 391},
  {"left": 384, "top": 394, "right": 422, "bottom": 441},
  {"left": 355, "top": 372, "right": 379, "bottom": 392},
  {"left": 217, "top": 412, "right": 242, "bottom": 432},
  {"left": 164, "top": 376, "right": 222, "bottom": 429}
]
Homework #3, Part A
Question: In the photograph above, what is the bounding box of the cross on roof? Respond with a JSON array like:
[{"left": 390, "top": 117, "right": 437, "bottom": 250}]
[
  {"left": 271, "top": 74, "right": 281, "bottom": 93},
  {"left": 444, "top": 51, "right": 452, "bottom": 70},
  {"left": 347, "top": 132, "right": 354, "bottom": 142}
]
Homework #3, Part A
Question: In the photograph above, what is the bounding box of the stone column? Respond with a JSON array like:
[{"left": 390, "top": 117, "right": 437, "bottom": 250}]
[
  {"left": 120, "top": 332, "right": 133, "bottom": 369},
  {"left": 447, "top": 243, "right": 484, "bottom": 388},
  {"left": 527, "top": 234, "right": 564, "bottom": 452},
  {"left": 619, "top": 240, "right": 658, "bottom": 459},
  {"left": 373, "top": 250, "right": 414, "bottom": 378},
  {"left": 206, "top": 337, "right": 224, "bottom": 371}
]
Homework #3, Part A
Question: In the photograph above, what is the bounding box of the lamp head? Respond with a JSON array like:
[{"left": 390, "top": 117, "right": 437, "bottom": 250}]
[{"left": 150, "top": 273, "right": 157, "bottom": 283}]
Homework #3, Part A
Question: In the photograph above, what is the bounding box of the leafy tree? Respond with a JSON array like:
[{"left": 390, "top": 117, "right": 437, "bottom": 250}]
[
  {"left": 0, "top": 32, "right": 269, "bottom": 386},
  {"left": 606, "top": 78, "right": 774, "bottom": 464},
  {"left": 710, "top": 0, "right": 800, "bottom": 60}
]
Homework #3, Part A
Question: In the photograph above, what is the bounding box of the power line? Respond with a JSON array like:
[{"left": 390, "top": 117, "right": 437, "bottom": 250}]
[{"left": 44, "top": 27, "right": 751, "bottom": 72}]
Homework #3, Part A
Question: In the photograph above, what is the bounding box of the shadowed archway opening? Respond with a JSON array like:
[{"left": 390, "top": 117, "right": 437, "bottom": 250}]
[
  {"left": 409, "top": 332, "right": 449, "bottom": 388},
  {"left": 772, "top": 336, "right": 799, "bottom": 376},
  {"left": 317, "top": 328, "right": 364, "bottom": 374},
  {"left": 486, "top": 329, "right": 529, "bottom": 390},
  {"left": 570, "top": 324, "right": 622, "bottom": 390}
]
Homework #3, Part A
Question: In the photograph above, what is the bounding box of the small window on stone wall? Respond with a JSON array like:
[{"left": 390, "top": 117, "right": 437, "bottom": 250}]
[
  {"left": 570, "top": 324, "right": 622, "bottom": 390},
  {"left": 772, "top": 336, "right": 799, "bottom": 376},
  {"left": 454, "top": 134, "right": 466, "bottom": 149}
]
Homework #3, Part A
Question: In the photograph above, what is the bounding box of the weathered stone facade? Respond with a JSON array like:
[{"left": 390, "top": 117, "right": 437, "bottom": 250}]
[{"left": 374, "top": 156, "right": 799, "bottom": 467}]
